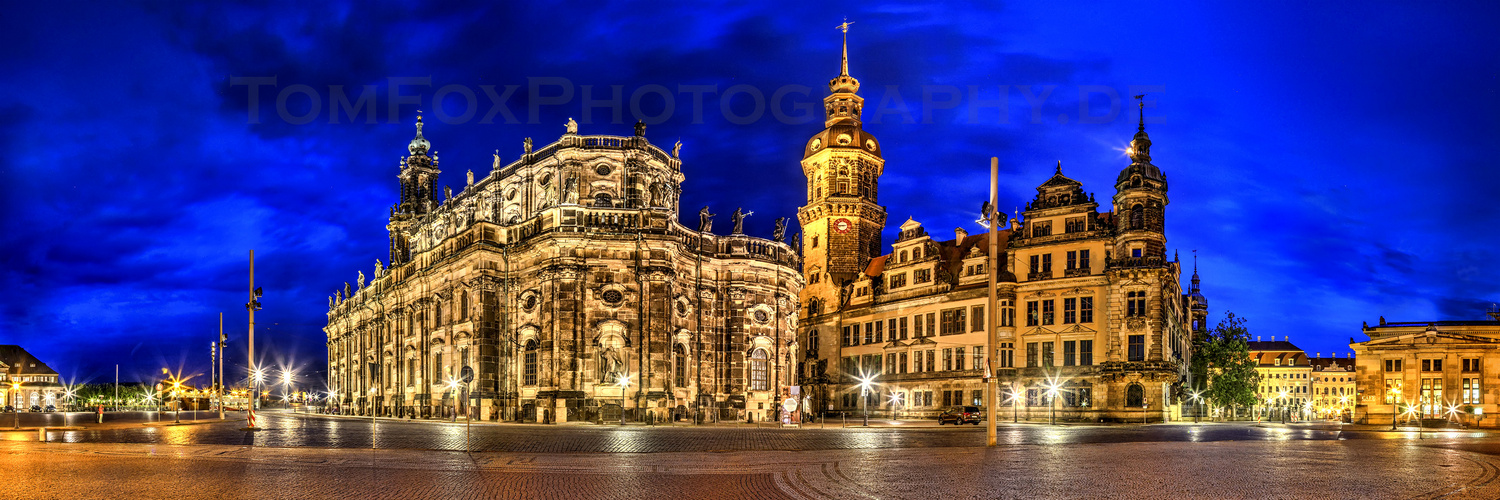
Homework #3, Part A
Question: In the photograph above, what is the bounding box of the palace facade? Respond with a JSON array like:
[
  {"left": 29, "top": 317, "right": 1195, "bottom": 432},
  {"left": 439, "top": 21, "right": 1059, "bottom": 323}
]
[
  {"left": 325, "top": 118, "right": 801, "bottom": 423},
  {"left": 797, "top": 33, "right": 1205, "bottom": 422}
]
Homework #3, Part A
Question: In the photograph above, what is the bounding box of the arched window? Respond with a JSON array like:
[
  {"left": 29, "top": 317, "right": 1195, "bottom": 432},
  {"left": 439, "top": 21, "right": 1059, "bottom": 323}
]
[
  {"left": 673, "top": 344, "right": 687, "bottom": 388},
  {"left": 749, "top": 348, "right": 770, "bottom": 391},
  {"left": 1126, "top": 383, "right": 1145, "bottom": 408},
  {"left": 594, "top": 193, "right": 613, "bottom": 207},
  {"left": 1130, "top": 204, "right": 1144, "bottom": 230},
  {"left": 434, "top": 300, "right": 442, "bottom": 327},
  {"left": 900, "top": 250, "right": 908, "bottom": 263},
  {"left": 459, "top": 291, "right": 469, "bottom": 321},
  {"left": 523, "top": 340, "right": 539, "bottom": 386}
]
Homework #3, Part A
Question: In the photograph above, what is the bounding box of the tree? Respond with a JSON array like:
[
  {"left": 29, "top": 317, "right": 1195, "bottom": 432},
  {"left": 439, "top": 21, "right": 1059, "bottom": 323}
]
[{"left": 1189, "top": 311, "right": 1261, "bottom": 419}]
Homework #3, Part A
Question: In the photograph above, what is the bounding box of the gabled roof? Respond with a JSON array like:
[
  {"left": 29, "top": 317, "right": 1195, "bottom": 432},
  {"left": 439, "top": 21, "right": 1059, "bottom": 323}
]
[
  {"left": 0, "top": 346, "right": 58, "bottom": 376},
  {"left": 1309, "top": 357, "right": 1355, "bottom": 371}
]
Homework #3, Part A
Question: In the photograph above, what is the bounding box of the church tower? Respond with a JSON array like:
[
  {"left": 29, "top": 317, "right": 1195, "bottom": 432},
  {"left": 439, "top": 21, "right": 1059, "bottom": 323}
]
[
  {"left": 387, "top": 112, "right": 441, "bottom": 265},
  {"left": 797, "top": 22, "right": 887, "bottom": 314},
  {"left": 1112, "top": 97, "right": 1168, "bottom": 261}
]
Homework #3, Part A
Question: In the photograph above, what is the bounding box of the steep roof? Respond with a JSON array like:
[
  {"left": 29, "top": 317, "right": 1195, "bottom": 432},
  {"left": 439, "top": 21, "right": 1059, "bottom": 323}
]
[
  {"left": 0, "top": 345, "right": 58, "bottom": 376},
  {"left": 1309, "top": 357, "right": 1356, "bottom": 371}
]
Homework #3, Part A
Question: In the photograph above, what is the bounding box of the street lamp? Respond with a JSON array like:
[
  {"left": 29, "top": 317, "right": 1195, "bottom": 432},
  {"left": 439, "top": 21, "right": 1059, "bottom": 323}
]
[
  {"left": 888, "top": 392, "right": 903, "bottom": 421},
  {"left": 1190, "top": 391, "right": 1203, "bottom": 424},
  {"left": 1043, "top": 380, "right": 1061, "bottom": 426},
  {"left": 616, "top": 374, "right": 631, "bottom": 426},
  {"left": 280, "top": 370, "right": 294, "bottom": 409},
  {"left": 1277, "top": 391, "right": 1289, "bottom": 424},
  {"left": 445, "top": 378, "right": 462, "bottom": 423},
  {"left": 171, "top": 378, "right": 183, "bottom": 424},
  {"left": 11, "top": 381, "right": 20, "bottom": 429},
  {"left": 1004, "top": 387, "right": 1020, "bottom": 423},
  {"left": 855, "top": 374, "right": 875, "bottom": 427}
]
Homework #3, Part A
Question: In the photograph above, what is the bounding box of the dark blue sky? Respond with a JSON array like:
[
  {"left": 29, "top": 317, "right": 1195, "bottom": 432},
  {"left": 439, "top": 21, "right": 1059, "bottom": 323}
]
[{"left": 2, "top": 1, "right": 1496, "bottom": 387}]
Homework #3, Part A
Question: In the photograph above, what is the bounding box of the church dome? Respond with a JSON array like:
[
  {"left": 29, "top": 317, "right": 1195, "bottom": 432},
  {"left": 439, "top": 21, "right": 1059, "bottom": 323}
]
[{"left": 804, "top": 124, "right": 881, "bottom": 159}]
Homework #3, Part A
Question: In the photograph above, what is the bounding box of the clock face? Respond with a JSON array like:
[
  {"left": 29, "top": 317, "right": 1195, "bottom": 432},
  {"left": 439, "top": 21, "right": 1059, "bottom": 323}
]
[{"left": 834, "top": 219, "right": 851, "bottom": 233}]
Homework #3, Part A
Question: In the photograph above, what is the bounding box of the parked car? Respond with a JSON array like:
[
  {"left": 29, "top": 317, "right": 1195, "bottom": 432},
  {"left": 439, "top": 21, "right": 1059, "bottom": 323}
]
[
  {"left": 2, "top": 405, "right": 12, "bottom": 412},
  {"left": 44, "top": 405, "right": 56, "bottom": 412},
  {"left": 938, "top": 406, "right": 982, "bottom": 425},
  {"left": 30, "top": 405, "right": 42, "bottom": 412}
]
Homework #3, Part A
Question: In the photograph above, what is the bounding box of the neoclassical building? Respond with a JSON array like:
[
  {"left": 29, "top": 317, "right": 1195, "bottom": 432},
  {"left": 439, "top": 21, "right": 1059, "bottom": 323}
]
[
  {"left": 325, "top": 117, "right": 802, "bottom": 423},
  {"left": 1351, "top": 308, "right": 1500, "bottom": 427},
  {"left": 797, "top": 33, "right": 1204, "bottom": 422}
]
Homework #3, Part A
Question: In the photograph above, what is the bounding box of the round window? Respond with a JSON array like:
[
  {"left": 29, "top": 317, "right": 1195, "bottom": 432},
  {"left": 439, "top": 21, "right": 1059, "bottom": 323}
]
[
  {"left": 865, "top": 140, "right": 877, "bottom": 151},
  {"left": 836, "top": 134, "right": 852, "bottom": 145},
  {"left": 676, "top": 300, "right": 689, "bottom": 316},
  {"left": 523, "top": 294, "right": 538, "bottom": 312},
  {"left": 595, "top": 164, "right": 612, "bottom": 176},
  {"left": 602, "top": 290, "right": 624, "bottom": 305},
  {"left": 753, "top": 310, "right": 770, "bottom": 323}
]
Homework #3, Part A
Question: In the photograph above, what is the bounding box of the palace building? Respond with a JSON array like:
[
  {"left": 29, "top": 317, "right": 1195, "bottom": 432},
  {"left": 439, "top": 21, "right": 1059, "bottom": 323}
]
[
  {"left": 797, "top": 31, "right": 1205, "bottom": 422},
  {"left": 324, "top": 117, "right": 801, "bottom": 424}
]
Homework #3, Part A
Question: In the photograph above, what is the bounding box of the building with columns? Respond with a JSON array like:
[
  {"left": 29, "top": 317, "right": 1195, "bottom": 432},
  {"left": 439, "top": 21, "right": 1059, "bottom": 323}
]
[
  {"left": 1351, "top": 307, "right": 1500, "bottom": 427},
  {"left": 796, "top": 30, "right": 1205, "bottom": 422},
  {"left": 324, "top": 117, "right": 801, "bottom": 423}
]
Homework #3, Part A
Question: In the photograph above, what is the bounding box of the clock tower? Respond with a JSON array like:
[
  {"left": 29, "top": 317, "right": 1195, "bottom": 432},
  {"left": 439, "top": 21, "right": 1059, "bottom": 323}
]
[{"left": 797, "top": 23, "right": 886, "bottom": 315}]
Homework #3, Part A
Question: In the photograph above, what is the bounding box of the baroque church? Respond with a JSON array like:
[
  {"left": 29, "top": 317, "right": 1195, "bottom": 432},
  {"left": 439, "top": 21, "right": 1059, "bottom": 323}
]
[
  {"left": 797, "top": 31, "right": 1208, "bottom": 422},
  {"left": 324, "top": 116, "right": 802, "bottom": 423}
]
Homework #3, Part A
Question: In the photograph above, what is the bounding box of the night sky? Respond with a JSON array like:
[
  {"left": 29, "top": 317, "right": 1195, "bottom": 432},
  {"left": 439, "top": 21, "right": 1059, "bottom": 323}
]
[{"left": 2, "top": 2, "right": 1496, "bottom": 388}]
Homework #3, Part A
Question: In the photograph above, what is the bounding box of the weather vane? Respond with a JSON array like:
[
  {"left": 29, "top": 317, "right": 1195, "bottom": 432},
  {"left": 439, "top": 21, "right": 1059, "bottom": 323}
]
[
  {"left": 1134, "top": 94, "right": 1145, "bottom": 108},
  {"left": 837, "top": 18, "right": 854, "bottom": 33}
]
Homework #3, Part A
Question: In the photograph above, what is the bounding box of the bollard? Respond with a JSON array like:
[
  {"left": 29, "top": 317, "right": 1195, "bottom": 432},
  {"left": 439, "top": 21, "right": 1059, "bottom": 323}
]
[{"left": 38, "top": 427, "right": 47, "bottom": 442}]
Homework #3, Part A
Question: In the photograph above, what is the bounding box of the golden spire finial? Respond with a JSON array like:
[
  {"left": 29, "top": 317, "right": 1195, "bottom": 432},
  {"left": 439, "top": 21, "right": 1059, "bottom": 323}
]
[{"left": 836, "top": 18, "right": 854, "bottom": 77}]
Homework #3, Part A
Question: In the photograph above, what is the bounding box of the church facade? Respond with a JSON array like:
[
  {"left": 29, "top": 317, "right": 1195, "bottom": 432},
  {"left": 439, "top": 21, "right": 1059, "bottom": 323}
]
[
  {"left": 797, "top": 33, "right": 1206, "bottom": 422},
  {"left": 325, "top": 117, "right": 802, "bottom": 423}
]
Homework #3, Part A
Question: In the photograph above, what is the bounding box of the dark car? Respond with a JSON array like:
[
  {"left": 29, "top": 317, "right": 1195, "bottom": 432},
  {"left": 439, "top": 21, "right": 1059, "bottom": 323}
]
[
  {"left": 44, "top": 405, "right": 56, "bottom": 412},
  {"left": 2, "top": 405, "right": 12, "bottom": 412},
  {"left": 938, "top": 406, "right": 982, "bottom": 425},
  {"left": 30, "top": 405, "right": 42, "bottom": 412}
]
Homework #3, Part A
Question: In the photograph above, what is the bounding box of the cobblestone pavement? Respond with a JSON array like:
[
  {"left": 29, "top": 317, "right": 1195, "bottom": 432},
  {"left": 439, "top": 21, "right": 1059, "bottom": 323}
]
[
  {"left": 3, "top": 437, "right": 1499, "bottom": 499},
  {"left": 2, "top": 410, "right": 1436, "bottom": 453}
]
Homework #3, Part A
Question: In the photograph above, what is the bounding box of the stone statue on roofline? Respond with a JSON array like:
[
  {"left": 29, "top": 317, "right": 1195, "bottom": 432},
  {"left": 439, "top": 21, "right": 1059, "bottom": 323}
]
[
  {"left": 565, "top": 117, "right": 578, "bottom": 135},
  {"left": 773, "top": 217, "right": 787, "bottom": 242},
  {"left": 698, "top": 206, "right": 715, "bottom": 233}
]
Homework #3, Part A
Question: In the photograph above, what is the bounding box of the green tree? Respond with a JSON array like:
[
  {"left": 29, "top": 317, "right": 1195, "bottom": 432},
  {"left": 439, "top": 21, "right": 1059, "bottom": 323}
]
[{"left": 1190, "top": 311, "right": 1261, "bottom": 419}]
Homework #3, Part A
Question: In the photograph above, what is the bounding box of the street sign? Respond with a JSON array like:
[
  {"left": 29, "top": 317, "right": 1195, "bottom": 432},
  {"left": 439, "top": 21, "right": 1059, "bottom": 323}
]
[
  {"left": 460, "top": 366, "right": 474, "bottom": 384},
  {"left": 782, "top": 398, "right": 797, "bottom": 413}
]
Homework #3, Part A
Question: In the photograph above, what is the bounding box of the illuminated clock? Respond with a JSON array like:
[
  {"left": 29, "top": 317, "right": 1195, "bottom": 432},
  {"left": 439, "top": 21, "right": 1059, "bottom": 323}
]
[{"left": 834, "top": 218, "right": 851, "bottom": 233}]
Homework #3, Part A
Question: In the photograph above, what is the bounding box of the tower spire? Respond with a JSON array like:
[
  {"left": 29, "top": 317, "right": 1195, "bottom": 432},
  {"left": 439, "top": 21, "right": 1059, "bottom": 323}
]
[
  {"left": 1191, "top": 249, "right": 1201, "bottom": 292},
  {"left": 837, "top": 18, "right": 854, "bottom": 77},
  {"left": 1134, "top": 94, "right": 1145, "bottom": 133}
]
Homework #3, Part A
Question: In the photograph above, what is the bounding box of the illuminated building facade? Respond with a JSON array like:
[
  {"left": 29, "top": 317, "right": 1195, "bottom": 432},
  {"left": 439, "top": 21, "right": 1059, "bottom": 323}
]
[
  {"left": 1310, "top": 354, "right": 1356, "bottom": 419},
  {"left": 1351, "top": 308, "right": 1500, "bottom": 427},
  {"left": 325, "top": 118, "right": 801, "bottom": 423},
  {"left": 1249, "top": 338, "right": 1313, "bottom": 420},
  {"left": 796, "top": 31, "right": 1204, "bottom": 422},
  {"left": 0, "top": 345, "right": 62, "bottom": 410}
]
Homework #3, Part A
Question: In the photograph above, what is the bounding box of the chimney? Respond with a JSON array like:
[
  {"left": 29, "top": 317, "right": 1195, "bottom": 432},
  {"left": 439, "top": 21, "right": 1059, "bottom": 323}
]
[{"left": 955, "top": 227, "right": 968, "bottom": 241}]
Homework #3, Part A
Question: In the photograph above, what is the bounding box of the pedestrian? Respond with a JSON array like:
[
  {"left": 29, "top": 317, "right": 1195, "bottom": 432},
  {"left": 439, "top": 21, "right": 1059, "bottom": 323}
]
[{"left": 97, "top": 404, "right": 104, "bottom": 424}]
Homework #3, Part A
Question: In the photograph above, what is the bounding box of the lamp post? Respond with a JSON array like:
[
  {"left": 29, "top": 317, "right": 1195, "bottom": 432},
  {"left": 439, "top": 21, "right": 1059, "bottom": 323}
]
[
  {"left": 888, "top": 392, "right": 903, "bottom": 421},
  {"left": 446, "top": 378, "right": 462, "bottom": 423},
  {"left": 171, "top": 378, "right": 182, "bottom": 424},
  {"left": 1191, "top": 391, "right": 1202, "bottom": 424},
  {"left": 617, "top": 374, "right": 631, "bottom": 426},
  {"left": 280, "top": 370, "right": 293, "bottom": 411},
  {"left": 1044, "top": 380, "right": 1060, "bottom": 426},
  {"left": 11, "top": 382, "right": 20, "bottom": 429},
  {"left": 856, "top": 375, "right": 874, "bottom": 427}
]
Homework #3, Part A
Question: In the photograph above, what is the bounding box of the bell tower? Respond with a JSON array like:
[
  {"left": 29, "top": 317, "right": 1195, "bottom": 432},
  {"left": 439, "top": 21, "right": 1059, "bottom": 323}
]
[
  {"left": 1112, "top": 96, "right": 1168, "bottom": 261},
  {"left": 797, "top": 21, "right": 886, "bottom": 314},
  {"left": 387, "top": 112, "right": 440, "bottom": 265}
]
